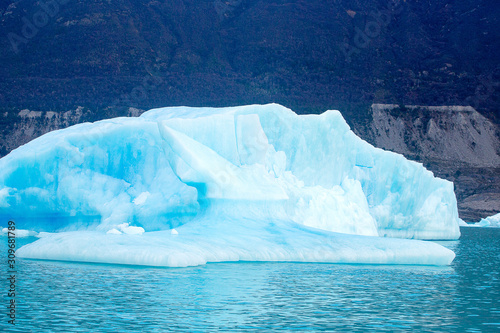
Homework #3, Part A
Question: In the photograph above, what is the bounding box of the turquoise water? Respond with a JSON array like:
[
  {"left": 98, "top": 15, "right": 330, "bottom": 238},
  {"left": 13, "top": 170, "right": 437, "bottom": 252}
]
[{"left": 1, "top": 227, "right": 499, "bottom": 332}]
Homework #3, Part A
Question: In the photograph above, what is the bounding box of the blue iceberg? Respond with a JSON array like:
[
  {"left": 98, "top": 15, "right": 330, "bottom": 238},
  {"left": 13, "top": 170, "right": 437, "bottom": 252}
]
[
  {"left": 0, "top": 104, "right": 460, "bottom": 266},
  {"left": 466, "top": 212, "right": 500, "bottom": 227}
]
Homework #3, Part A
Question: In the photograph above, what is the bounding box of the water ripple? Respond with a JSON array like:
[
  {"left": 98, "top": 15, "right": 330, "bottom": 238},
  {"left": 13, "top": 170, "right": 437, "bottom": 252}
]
[{"left": 1, "top": 227, "right": 499, "bottom": 332}]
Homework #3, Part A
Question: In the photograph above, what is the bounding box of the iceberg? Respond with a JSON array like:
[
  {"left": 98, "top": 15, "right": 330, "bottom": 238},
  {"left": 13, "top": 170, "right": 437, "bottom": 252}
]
[
  {"left": 465, "top": 213, "right": 500, "bottom": 227},
  {"left": 0, "top": 104, "right": 460, "bottom": 266}
]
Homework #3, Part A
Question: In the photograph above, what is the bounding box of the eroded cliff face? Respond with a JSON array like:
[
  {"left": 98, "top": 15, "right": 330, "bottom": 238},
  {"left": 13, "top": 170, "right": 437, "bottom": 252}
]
[
  {"left": 0, "top": 107, "right": 88, "bottom": 156},
  {"left": 371, "top": 104, "right": 500, "bottom": 167},
  {"left": 367, "top": 104, "right": 500, "bottom": 221}
]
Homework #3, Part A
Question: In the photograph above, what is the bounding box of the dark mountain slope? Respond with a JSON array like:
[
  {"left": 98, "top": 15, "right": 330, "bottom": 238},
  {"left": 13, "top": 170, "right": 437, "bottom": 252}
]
[{"left": 0, "top": 0, "right": 498, "bottom": 119}]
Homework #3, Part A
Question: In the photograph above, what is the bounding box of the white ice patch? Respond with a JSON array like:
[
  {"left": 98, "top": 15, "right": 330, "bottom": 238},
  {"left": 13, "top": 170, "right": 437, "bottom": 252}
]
[
  {"left": 1, "top": 228, "right": 38, "bottom": 238},
  {"left": 133, "top": 192, "right": 150, "bottom": 205},
  {"left": 116, "top": 223, "right": 145, "bottom": 235},
  {"left": 17, "top": 219, "right": 455, "bottom": 267}
]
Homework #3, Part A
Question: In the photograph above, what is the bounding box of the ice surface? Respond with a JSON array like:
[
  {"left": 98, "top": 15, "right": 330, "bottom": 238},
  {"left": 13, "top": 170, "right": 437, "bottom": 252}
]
[
  {"left": 478, "top": 213, "right": 500, "bottom": 227},
  {"left": 458, "top": 218, "right": 468, "bottom": 226},
  {"left": 115, "top": 223, "right": 145, "bottom": 235},
  {"left": 1, "top": 104, "right": 460, "bottom": 266},
  {"left": 106, "top": 228, "right": 122, "bottom": 235},
  {"left": 1, "top": 228, "right": 37, "bottom": 238},
  {"left": 17, "top": 218, "right": 455, "bottom": 267},
  {"left": 465, "top": 213, "right": 500, "bottom": 227}
]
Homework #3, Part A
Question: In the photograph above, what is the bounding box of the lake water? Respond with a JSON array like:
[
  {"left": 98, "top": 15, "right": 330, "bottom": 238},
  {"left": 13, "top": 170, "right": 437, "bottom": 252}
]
[{"left": 1, "top": 227, "right": 499, "bottom": 332}]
